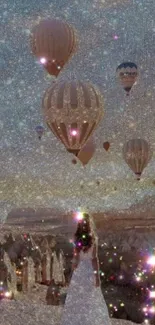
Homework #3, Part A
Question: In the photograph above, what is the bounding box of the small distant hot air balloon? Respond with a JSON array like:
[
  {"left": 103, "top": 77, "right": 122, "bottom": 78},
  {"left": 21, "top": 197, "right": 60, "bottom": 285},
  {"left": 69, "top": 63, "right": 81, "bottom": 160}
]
[
  {"left": 72, "top": 159, "right": 77, "bottom": 164},
  {"left": 116, "top": 62, "right": 138, "bottom": 96},
  {"left": 103, "top": 141, "right": 110, "bottom": 151},
  {"left": 123, "top": 138, "right": 152, "bottom": 180},
  {"left": 42, "top": 80, "right": 104, "bottom": 156},
  {"left": 30, "top": 19, "right": 77, "bottom": 77},
  {"left": 77, "top": 137, "right": 95, "bottom": 166},
  {"left": 35, "top": 125, "right": 44, "bottom": 140}
]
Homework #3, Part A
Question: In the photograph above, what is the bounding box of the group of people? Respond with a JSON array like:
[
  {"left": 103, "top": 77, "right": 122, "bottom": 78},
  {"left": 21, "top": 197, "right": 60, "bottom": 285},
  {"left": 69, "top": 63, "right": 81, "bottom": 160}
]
[{"left": 60, "top": 213, "right": 111, "bottom": 325}]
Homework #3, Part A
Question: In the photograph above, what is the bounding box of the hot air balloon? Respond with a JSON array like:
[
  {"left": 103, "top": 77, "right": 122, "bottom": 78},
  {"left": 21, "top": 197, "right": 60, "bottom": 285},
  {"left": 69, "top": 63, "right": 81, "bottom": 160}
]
[
  {"left": 35, "top": 125, "right": 44, "bottom": 139},
  {"left": 72, "top": 159, "right": 77, "bottom": 164},
  {"left": 30, "top": 19, "right": 77, "bottom": 77},
  {"left": 116, "top": 62, "right": 138, "bottom": 96},
  {"left": 123, "top": 138, "right": 152, "bottom": 180},
  {"left": 103, "top": 141, "right": 110, "bottom": 151},
  {"left": 42, "top": 80, "right": 104, "bottom": 156},
  {"left": 77, "top": 137, "right": 95, "bottom": 166}
]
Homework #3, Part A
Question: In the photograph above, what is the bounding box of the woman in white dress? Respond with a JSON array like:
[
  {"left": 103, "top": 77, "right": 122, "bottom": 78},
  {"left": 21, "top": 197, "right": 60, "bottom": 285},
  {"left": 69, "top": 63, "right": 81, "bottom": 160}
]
[{"left": 60, "top": 212, "right": 111, "bottom": 325}]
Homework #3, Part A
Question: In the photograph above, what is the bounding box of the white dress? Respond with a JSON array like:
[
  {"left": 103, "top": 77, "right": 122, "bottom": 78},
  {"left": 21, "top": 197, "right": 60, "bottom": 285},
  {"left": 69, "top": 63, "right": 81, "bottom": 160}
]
[{"left": 60, "top": 246, "right": 111, "bottom": 325}]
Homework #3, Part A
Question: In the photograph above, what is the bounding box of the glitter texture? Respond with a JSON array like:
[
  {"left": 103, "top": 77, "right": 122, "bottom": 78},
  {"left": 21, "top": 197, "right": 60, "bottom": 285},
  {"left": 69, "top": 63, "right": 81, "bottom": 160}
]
[
  {"left": 1, "top": 0, "right": 155, "bottom": 221},
  {"left": 0, "top": 301, "right": 138, "bottom": 325},
  {"left": 60, "top": 245, "right": 111, "bottom": 325}
]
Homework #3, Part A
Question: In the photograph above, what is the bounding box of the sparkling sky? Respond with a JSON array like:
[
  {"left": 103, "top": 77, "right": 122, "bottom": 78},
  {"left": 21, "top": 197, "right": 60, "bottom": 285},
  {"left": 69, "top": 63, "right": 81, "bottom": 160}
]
[{"left": 1, "top": 0, "right": 155, "bottom": 219}]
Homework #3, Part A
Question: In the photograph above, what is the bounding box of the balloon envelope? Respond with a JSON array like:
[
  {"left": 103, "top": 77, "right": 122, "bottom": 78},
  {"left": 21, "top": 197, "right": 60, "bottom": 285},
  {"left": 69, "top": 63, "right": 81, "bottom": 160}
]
[
  {"left": 77, "top": 138, "right": 95, "bottom": 165},
  {"left": 72, "top": 159, "right": 77, "bottom": 164},
  {"left": 103, "top": 141, "right": 110, "bottom": 151},
  {"left": 123, "top": 138, "right": 152, "bottom": 180},
  {"left": 116, "top": 62, "right": 138, "bottom": 95},
  {"left": 42, "top": 80, "right": 104, "bottom": 155},
  {"left": 31, "top": 19, "right": 77, "bottom": 76},
  {"left": 35, "top": 125, "right": 44, "bottom": 139}
]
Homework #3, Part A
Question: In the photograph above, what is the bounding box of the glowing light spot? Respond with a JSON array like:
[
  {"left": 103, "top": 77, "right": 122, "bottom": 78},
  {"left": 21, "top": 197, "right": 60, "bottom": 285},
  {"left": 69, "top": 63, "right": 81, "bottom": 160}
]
[
  {"left": 71, "top": 129, "right": 77, "bottom": 136},
  {"left": 40, "top": 57, "right": 47, "bottom": 64},
  {"left": 147, "top": 256, "right": 155, "bottom": 266},
  {"left": 113, "top": 35, "right": 119, "bottom": 40},
  {"left": 150, "top": 306, "right": 155, "bottom": 313},
  {"left": 5, "top": 291, "right": 11, "bottom": 298},
  {"left": 150, "top": 291, "right": 155, "bottom": 298},
  {"left": 76, "top": 212, "right": 83, "bottom": 221},
  {"left": 143, "top": 307, "right": 148, "bottom": 312},
  {"left": 119, "top": 275, "right": 124, "bottom": 280}
]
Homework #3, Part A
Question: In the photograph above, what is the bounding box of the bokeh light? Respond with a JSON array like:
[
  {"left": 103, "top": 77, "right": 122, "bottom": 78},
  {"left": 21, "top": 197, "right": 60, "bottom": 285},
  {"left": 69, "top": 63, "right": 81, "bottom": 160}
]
[
  {"left": 40, "top": 57, "right": 47, "bottom": 64},
  {"left": 70, "top": 129, "right": 78, "bottom": 136},
  {"left": 76, "top": 212, "right": 84, "bottom": 221},
  {"left": 147, "top": 256, "right": 155, "bottom": 266}
]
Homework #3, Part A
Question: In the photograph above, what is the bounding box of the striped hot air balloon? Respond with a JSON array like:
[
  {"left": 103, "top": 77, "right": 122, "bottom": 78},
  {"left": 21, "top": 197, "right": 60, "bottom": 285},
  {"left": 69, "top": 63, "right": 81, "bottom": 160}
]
[
  {"left": 42, "top": 80, "right": 104, "bottom": 156},
  {"left": 123, "top": 138, "right": 152, "bottom": 180},
  {"left": 30, "top": 19, "right": 77, "bottom": 77},
  {"left": 116, "top": 62, "right": 138, "bottom": 96}
]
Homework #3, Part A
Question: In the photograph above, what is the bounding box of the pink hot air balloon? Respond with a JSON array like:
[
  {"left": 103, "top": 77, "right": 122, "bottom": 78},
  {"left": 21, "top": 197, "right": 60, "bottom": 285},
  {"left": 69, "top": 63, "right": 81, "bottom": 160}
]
[
  {"left": 77, "top": 138, "right": 95, "bottom": 165},
  {"left": 30, "top": 19, "right": 78, "bottom": 77},
  {"left": 123, "top": 138, "right": 152, "bottom": 180}
]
